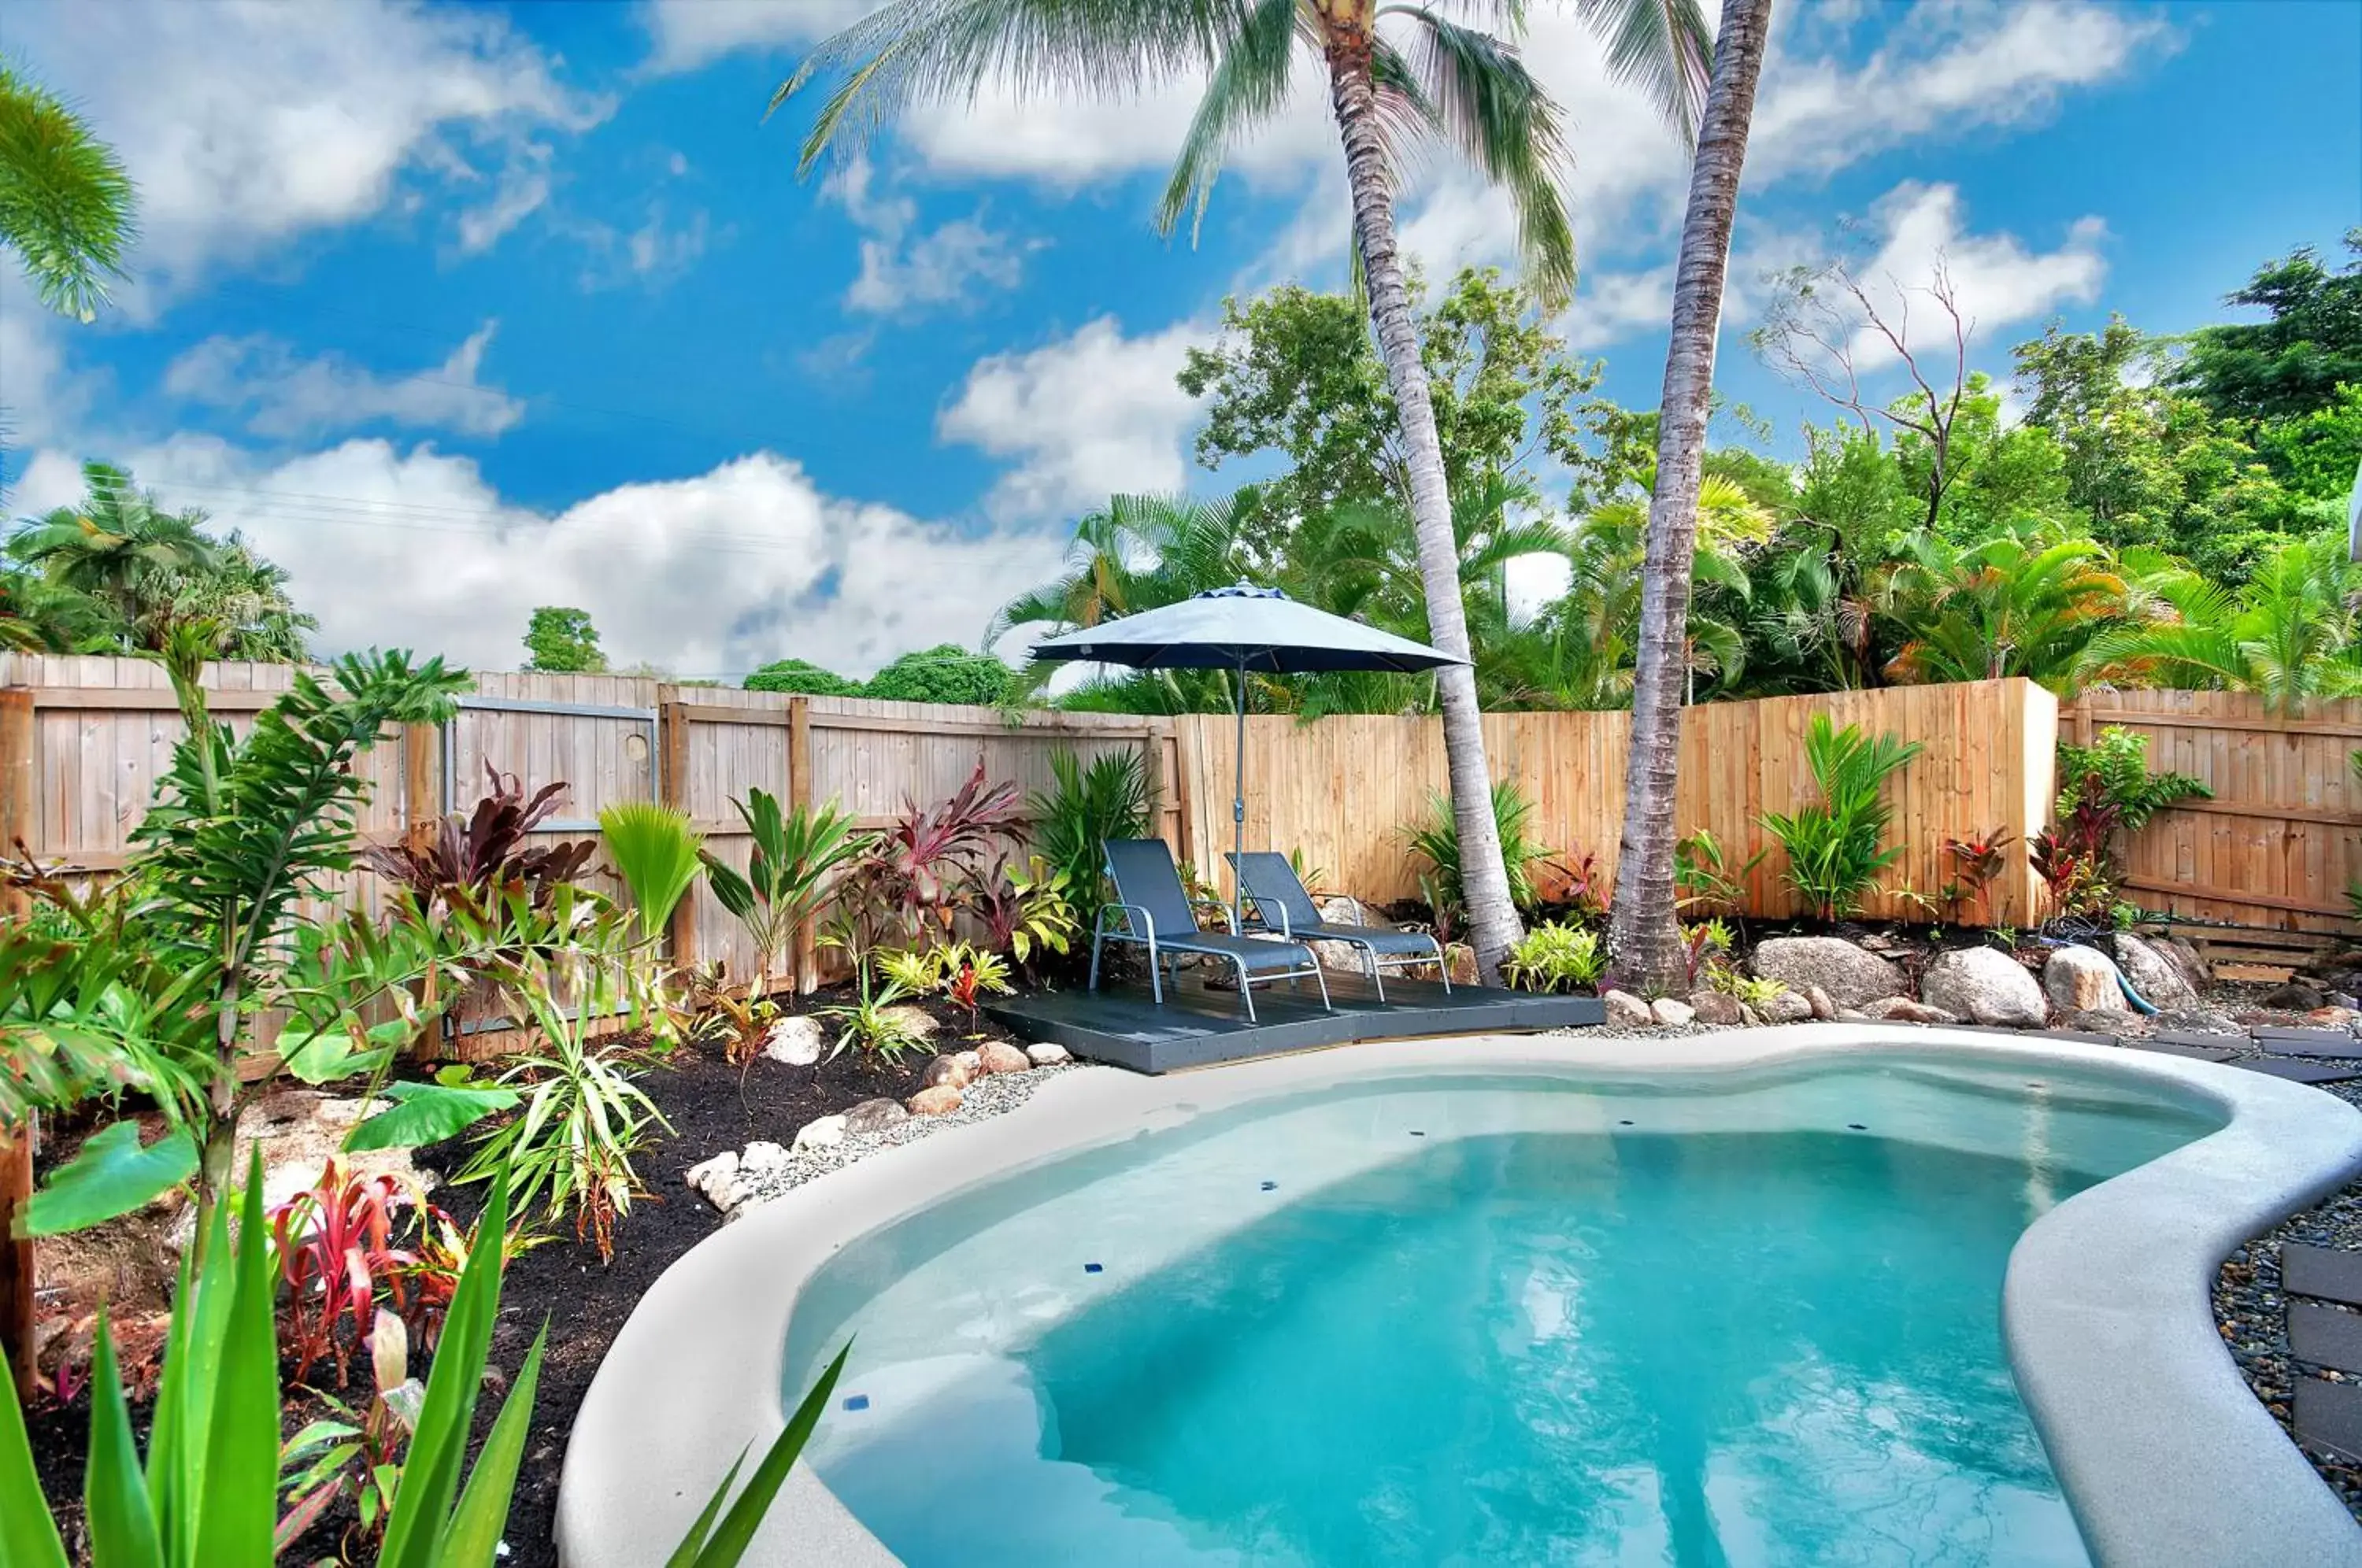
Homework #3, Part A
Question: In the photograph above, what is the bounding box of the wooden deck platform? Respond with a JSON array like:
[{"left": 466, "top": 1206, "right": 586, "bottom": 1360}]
[{"left": 984, "top": 971, "right": 1603, "bottom": 1074}]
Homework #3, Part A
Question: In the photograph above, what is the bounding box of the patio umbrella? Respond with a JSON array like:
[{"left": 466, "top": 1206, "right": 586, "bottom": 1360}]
[{"left": 1030, "top": 582, "right": 1466, "bottom": 925}]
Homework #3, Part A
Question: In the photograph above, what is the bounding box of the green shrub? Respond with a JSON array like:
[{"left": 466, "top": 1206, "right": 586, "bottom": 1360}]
[
  {"left": 1760, "top": 715, "right": 1923, "bottom": 921},
  {"left": 598, "top": 801, "right": 705, "bottom": 944},
  {"left": 742, "top": 657, "right": 861, "bottom": 696},
  {"left": 1403, "top": 782, "right": 1551, "bottom": 937},
  {"left": 2057, "top": 727, "right": 2209, "bottom": 830},
  {"left": 1028, "top": 749, "right": 1153, "bottom": 911},
  {"left": 1501, "top": 922, "right": 1607, "bottom": 993},
  {"left": 862, "top": 643, "right": 1017, "bottom": 704}
]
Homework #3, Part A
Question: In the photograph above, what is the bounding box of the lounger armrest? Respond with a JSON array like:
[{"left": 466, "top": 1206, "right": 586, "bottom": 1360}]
[
  {"left": 1241, "top": 890, "right": 1292, "bottom": 939},
  {"left": 1099, "top": 901, "right": 1158, "bottom": 947}
]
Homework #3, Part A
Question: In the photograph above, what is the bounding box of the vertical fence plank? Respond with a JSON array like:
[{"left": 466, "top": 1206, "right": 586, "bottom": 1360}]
[
  {"left": 657, "top": 699, "right": 694, "bottom": 964},
  {"left": 788, "top": 697, "right": 816, "bottom": 993}
]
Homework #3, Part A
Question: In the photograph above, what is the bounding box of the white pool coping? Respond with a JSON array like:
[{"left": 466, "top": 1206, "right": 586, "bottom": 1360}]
[{"left": 555, "top": 1026, "right": 2362, "bottom": 1567}]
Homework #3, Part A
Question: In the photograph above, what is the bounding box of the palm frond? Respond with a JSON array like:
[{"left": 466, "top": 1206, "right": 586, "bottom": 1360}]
[
  {"left": 1157, "top": 0, "right": 1304, "bottom": 242},
  {"left": 1575, "top": 0, "right": 1712, "bottom": 146}
]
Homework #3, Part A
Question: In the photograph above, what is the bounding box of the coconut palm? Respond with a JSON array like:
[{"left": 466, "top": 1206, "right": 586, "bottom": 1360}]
[
  {"left": 775, "top": 0, "right": 1711, "bottom": 981},
  {"left": 0, "top": 57, "right": 136, "bottom": 322},
  {"left": 8, "top": 461, "right": 217, "bottom": 642},
  {"left": 1609, "top": 0, "right": 1775, "bottom": 994},
  {"left": 2079, "top": 533, "right": 2362, "bottom": 716}
]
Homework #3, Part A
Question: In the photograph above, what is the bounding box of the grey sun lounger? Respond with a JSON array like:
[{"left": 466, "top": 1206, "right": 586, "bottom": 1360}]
[
  {"left": 1228, "top": 851, "right": 1449, "bottom": 1001},
  {"left": 1090, "top": 838, "right": 1331, "bottom": 1023}
]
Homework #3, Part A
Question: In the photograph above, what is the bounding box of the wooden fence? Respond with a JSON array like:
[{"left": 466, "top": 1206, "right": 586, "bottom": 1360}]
[
  {"left": 8, "top": 655, "right": 2356, "bottom": 999},
  {"left": 2063, "top": 689, "right": 2362, "bottom": 934},
  {"left": 1172, "top": 679, "right": 2058, "bottom": 926}
]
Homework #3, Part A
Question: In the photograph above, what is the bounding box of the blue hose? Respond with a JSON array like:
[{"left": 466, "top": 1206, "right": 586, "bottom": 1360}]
[{"left": 2116, "top": 969, "right": 2158, "bottom": 1016}]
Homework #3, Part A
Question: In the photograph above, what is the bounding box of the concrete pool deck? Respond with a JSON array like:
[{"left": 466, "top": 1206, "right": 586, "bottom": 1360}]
[{"left": 555, "top": 1025, "right": 2362, "bottom": 1568}]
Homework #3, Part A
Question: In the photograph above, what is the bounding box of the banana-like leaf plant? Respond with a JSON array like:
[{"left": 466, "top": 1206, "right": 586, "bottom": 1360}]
[{"left": 0, "top": 1146, "right": 848, "bottom": 1567}]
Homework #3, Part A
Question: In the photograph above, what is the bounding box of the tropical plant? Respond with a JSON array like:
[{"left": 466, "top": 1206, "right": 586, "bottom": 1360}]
[
  {"left": 1758, "top": 715, "right": 1924, "bottom": 921},
  {"left": 6, "top": 462, "right": 218, "bottom": 636},
  {"left": 837, "top": 759, "right": 1025, "bottom": 952},
  {"left": 1404, "top": 781, "right": 1550, "bottom": 940},
  {"left": 777, "top": 0, "right": 1717, "bottom": 984},
  {"left": 0, "top": 1149, "right": 848, "bottom": 1568},
  {"left": 816, "top": 970, "right": 928, "bottom": 1065},
  {"left": 0, "top": 56, "right": 136, "bottom": 323},
  {"left": 267, "top": 1156, "right": 443, "bottom": 1389},
  {"left": 973, "top": 852, "right": 1079, "bottom": 972},
  {"left": 1940, "top": 828, "right": 2014, "bottom": 926},
  {"left": 1501, "top": 922, "right": 1607, "bottom": 994},
  {"left": 457, "top": 981, "right": 669, "bottom": 1263},
  {"left": 1673, "top": 827, "right": 1766, "bottom": 915},
  {"left": 1706, "top": 966, "right": 1788, "bottom": 1012},
  {"left": 275, "top": 1308, "right": 419, "bottom": 1555},
  {"left": 1871, "top": 523, "right": 2158, "bottom": 692},
  {"left": 701, "top": 790, "right": 871, "bottom": 999},
  {"left": 361, "top": 763, "right": 598, "bottom": 912},
  {"left": 1028, "top": 748, "right": 1153, "bottom": 907},
  {"left": 2079, "top": 534, "right": 2362, "bottom": 715},
  {"left": 599, "top": 800, "right": 705, "bottom": 946},
  {"left": 944, "top": 948, "right": 1013, "bottom": 1028},
  {"left": 1608, "top": 0, "right": 1776, "bottom": 995},
  {"left": 2056, "top": 727, "right": 2212, "bottom": 833}
]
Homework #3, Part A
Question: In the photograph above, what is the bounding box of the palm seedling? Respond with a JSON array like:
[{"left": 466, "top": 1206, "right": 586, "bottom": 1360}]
[
  {"left": 701, "top": 789, "right": 871, "bottom": 999},
  {"left": 598, "top": 801, "right": 705, "bottom": 947}
]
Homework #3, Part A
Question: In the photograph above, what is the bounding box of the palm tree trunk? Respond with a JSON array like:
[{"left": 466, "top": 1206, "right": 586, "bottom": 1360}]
[
  {"left": 1608, "top": 0, "right": 1775, "bottom": 995},
  {"left": 1325, "top": 35, "right": 1522, "bottom": 982}
]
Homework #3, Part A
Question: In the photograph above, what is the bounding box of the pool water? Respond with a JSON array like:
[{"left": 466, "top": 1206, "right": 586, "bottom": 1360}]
[{"left": 787, "top": 1060, "right": 2216, "bottom": 1566}]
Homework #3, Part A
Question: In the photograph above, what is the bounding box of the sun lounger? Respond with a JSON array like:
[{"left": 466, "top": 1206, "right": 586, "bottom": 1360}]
[
  {"left": 1228, "top": 851, "right": 1449, "bottom": 1001},
  {"left": 1090, "top": 839, "right": 1331, "bottom": 1023}
]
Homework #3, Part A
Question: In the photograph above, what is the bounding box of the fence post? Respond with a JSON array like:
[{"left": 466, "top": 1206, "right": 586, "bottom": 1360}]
[
  {"left": 402, "top": 719, "right": 440, "bottom": 849},
  {"left": 789, "top": 697, "right": 816, "bottom": 993},
  {"left": 658, "top": 700, "right": 695, "bottom": 967},
  {"left": 1, "top": 687, "right": 36, "bottom": 1401}
]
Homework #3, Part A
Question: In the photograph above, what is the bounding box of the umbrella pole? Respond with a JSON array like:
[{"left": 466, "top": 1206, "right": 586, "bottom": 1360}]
[{"left": 1232, "top": 654, "right": 1247, "bottom": 930}]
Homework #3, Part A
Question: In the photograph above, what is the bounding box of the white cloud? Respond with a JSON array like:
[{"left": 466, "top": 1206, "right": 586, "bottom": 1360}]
[
  {"left": 939, "top": 317, "right": 1210, "bottom": 523},
  {"left": 161, "top": 322, "right": 525, "bottom": 441},
  {"left": 5, "top": 0, "right": 607, "bottom": 295},
  {"left": 1838, "top": 183, "right": 2108, "bottom": 370},
  {"left": 823, "top": 157, "right": 1036, "bottom": 317},
  {"left": 12, "top": 435, "right": 1066, "bottom": 677},
  {"left": 1558, "top": 264, "right": 1679, "bottom": 353},
  {"left": 627, "top": 205, "right": 713, "bottom": 279},
  {"left": 638, "top": 0, "right": 876, "bottom": 76},
  {"left": 455, "top": 161, "right": 553, "bottom": 255},
  {"left": 1753, "top": 0, "right": 2175, "bottom": 179}
]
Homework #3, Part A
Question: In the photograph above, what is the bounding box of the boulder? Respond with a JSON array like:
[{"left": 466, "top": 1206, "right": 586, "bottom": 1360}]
[
  {"left": 1446, "top": 945, "right": 1479, "bottom": 986},
  {"left": 1802, "top": 984, "right": 1837, "bottom": 1021},
  {"left": 739, "top": 1141, "right": 790, "bottom": 1179},
  {"left": 2307, "top": 1006, "right": 2361, "bottom": 1029},
  {"left": 792, "top": 1114, "right": 847, "bottom": 1152},
  {"left": 2043, "top": 945, "right": 2126, "bottom": 1015},
  {"left": 1687, "top": 991, "right": 1746, "bottom": 1027},
  {"left": 1751, "top": 937, "right": 1908, "bottom": 1010},
  {"left": 2111, "top": 934, "right": 2201, "bottom": 1011},
  {"left": 1832, "top": 1008, "right": 1873, "bottom": 1023},
  {"left": 842, "top": 1097, "right": 909, "bottom": 1137},
  {"left": 761, "top": 1015, "right": 824, "bottom": 1067},
  {"left": 1601, "top": 989, "right": 1652, "bottom": 1029},
  {"left": 920, "top": 1052, "right": 973, "bottom": 1091},
  {"left": 1763, "top": 989, "right": 1814, "bottom": 1024},
  {"left": 2153, "top": 1006, "right": 2242, "bottom": 1037},
  {"left": 2064, "top": 1008, "right": 2140, "bottom": 1034},
  {"left": 1863, "top": 997, "right": 1960, "bottom": 1025},
  {"left": 907, "top": 1085, "right": 964, "bottom": 1117},
  {"left": 683, "top": 1151, "right": 743, "bottom": 1212},
  {"left": 953, "top": 1048, "right": 983, "bottom": 1078},
  {"left": 2259, "top": 979, "right": 2327, "bottom": 1012},
  {"left": 1651, "top": 997, "right": 1696, "bottom": 1028},
  {"left": 1921, "top": 946, "right": 2046, "bottom": 1027},
  {"left": 1317, "top": 895, "right": 1382, "bottom": 926},
  {"left": 879, "top": 1004, "right": 940, "bottom": 1041},
  {"left": 2156, "top": 934, "right": 2212, "bottom": 997},
  {"left": 976, "top": 1042, "right": 1032, "bottom": 1076},
  {"left": 1025, "top": 1042, "right": 1073, "bottom": 1067}
]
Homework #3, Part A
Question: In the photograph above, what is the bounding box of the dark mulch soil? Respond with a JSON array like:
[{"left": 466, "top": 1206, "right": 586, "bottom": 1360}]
[{"left": 27, "top": 984, "right": 1023, "bottom": 1566}]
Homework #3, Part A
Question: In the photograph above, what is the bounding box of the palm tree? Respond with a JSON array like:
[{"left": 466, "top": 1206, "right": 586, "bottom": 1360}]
[
  {"left": 2079, "top": 534, "right": 2362, "bottom": 716},
  {"left": 8, "top": 461, "right": 218, "bottom": 642},
  {"left": 1871, "top": 522, "right": 2153, "bottom": 693},
  {"left": 0, "top": 57, "right": 136, "bottom": 322},
  {"left": 775, "top": 0, "right": 1711, "bottom": 981},
  {"left": 1608, "top": 0, "right": 1774, "bottom": 996}
]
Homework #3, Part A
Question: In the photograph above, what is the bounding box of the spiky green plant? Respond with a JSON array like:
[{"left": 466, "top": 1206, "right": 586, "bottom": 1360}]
[
  {"left": 1404, "top": 781, "right": 1550, "bottom": 936},
  {"left": 1760, "top": 715, "right": 1923, "bottom": 921},
  {"left": 1027, "top": 748, "right": 1153, "bottom": 911},
  {"left": 702, "top": 790, "right": 871, "bottom": 997},
  {"left": 599, "top": 801, "right": 705, "bottom": 945}
]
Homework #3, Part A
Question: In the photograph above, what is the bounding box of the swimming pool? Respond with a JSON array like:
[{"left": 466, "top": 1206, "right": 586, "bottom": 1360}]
[{"left": 558, "top": 1029, "right": 2362, "bottom": 1567}]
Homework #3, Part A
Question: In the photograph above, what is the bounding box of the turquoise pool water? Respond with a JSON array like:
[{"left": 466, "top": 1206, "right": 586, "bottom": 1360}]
[{"left": 786, "top": 1060, "right": 2219, "bottom": 1566}]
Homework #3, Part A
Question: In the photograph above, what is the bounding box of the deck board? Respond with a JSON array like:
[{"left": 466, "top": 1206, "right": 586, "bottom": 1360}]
[{"left": 986, "top": 972, "right": 1601, "bottom": 1074}]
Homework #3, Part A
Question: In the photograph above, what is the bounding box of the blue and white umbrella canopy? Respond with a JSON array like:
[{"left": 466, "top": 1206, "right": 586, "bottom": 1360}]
[
  {"left": 1030, "top": 584, "right": 1463, "bottom": 926},
  {"left": 1029, "top": 583, "right": 1466, "bottom": 675}
]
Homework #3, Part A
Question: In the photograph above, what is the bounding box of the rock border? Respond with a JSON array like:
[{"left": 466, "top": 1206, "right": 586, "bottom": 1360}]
[{"left": 557, "top": 1027, "right": 2362, "bottom": 1568}]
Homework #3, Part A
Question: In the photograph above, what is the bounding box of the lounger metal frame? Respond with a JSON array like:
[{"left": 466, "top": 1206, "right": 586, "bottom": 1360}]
[{"left": 1087, "top": 842, "right": 1331, "bottom": 1023}]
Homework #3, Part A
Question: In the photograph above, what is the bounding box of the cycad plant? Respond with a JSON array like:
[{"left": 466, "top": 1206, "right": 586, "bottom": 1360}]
[
  {"left": 1028, "top": 748, "right": 1153, "bottom": 912},
  {"left": 1759, "top": 715, "right": 1924, "bottom": 921},
  {"left": 776, "top": 0, "right": 1714, "bottom": 983},
  {"left": 598, "top": 801, "right": 705, "bottom": 946},
  {"left": 0, "top": 1149, "right": 845, "bottom": 1568},
  {"left": 702, "top": 790, "right": 870, "bottom": 998}
]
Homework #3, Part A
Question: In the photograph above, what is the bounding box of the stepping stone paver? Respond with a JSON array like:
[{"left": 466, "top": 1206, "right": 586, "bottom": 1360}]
[
  {"left": 2154, "top": 1028, "right": 2250, "bottom": 1050},
  {"left": 2294, "top": 1376, "right": 2362, "bottom": 1466},
  {"left": 2286, "top": 1243, "right": 2362, "bottom": 1307},
  {"left": 2290, "top": 1300, "right": 2362, "bottom": 1375},
  {"left": 2256, "top": 1026, "right": 2359, "bottom": 1044},
  {"left": 2260, "top": 1032, "right": 2362, "bottom": 1061},
  {"left": 2229, "top": 1059, "right": 2362, "bottom": 1084},
  {"left": 2125, "top": 1037, "right": 2239, "bottom": 1063}
]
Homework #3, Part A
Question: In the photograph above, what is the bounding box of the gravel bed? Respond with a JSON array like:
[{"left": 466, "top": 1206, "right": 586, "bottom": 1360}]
[{"left": 725, "top": 1062, "right": 1082, "bottom": 1213}]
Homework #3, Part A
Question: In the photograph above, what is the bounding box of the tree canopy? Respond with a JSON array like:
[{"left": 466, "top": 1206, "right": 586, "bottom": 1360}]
[{"left": 522, "top": 606, "right": 607, "bottom": 673}]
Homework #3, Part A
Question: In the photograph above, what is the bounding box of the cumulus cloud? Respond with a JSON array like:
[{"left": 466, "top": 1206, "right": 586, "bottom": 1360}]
[
  {"left": 823, "top": 157, "right": 1036, "bottom": 317},
  {"left": 938, "top": 317, "right": 1210, "bottom": 523},
  {"left": 638, "top": 0, "right": 876, "bottom": 76},
  {"left": 12, "top": 436, "right": 1066, "bottom": 677},
  {"left": 3, "top": 0, "right": 607, "bottom": 295},
  {"left": 161, "top": 322, "right": 525, "bottom": 442}
]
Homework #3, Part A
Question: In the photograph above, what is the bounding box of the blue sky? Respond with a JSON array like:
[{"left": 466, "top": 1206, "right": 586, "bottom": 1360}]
[{"left": 2, "top": 0, "right": 2355, "bottom": 679}]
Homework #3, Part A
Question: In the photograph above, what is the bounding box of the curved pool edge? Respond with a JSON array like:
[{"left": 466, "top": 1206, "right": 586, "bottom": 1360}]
[{"left": 554, "top": 1026, "right": 2362, "bottom": 1568}]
